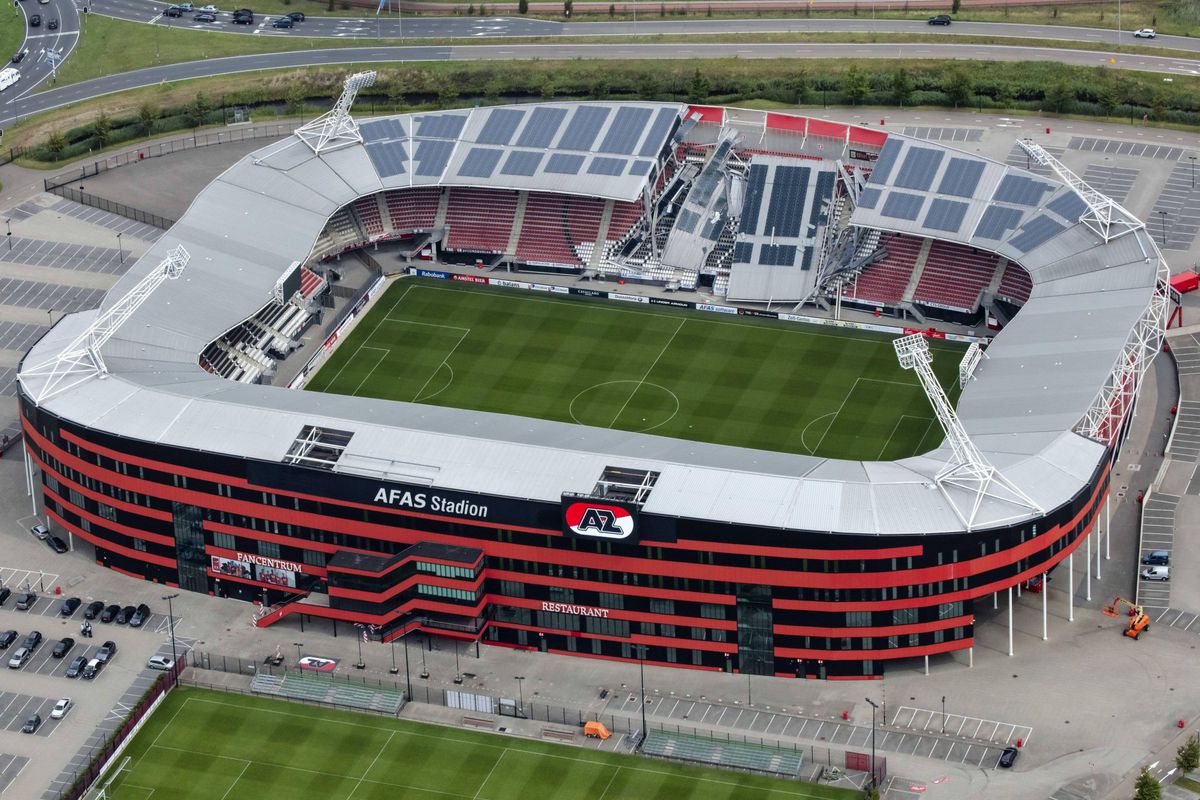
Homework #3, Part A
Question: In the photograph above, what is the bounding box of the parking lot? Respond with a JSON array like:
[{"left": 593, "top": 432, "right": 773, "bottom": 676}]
[
  {"left": 0, "top": 753, "right": 29, "bottom": 795},
  {"left": 0, "top": 692, "right": 58, "bottom": 737}
]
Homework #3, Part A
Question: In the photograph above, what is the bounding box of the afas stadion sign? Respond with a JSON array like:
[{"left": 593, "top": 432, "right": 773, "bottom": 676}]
[{"left": 561, "top": 493, "right": 640, "bottom": 544}]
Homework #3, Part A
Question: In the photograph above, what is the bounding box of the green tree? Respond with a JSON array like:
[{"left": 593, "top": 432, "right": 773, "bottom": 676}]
[
  {"left": 326, "top": 0, "right": 333, "bottom": 11},
  {"left": 137, "top": 101, "right": 159, "bottom": 135},
  {"left": 186, "top": 92, "right": 214, "bottom": 127},
  {"left": 484, "top": 78, "right": 502, "bottom": 103},
  {"left": 563, "top": 0, "right": 571, "bottom": 15},
  {"left": 844, "top": 65, "right": 870, "bottom": 105},
  {"left": 1177, "top": 736, "right": 1200, "bottom": 773},
  {"left": 285, "top": 84, "right": 308, "bottom": 116},
  {"left": 1134, "top": 767, "right": 1162, "bottom": 800},
  {"left": 1152, "top": 89, "right": 1168, "bottom": 121},
  {"left": 45, "top": 130, "right": 67, "bottom": 161},
  {"left": 608, "top": 3, "right": 614, "bottom": 15},
  {"left": 437, "top": 79, "right": 460, "bottom": 108},
  {"left": 540, "top": 77, "right": 556, "bottom": 100},
  {"left": 951, "top": 0, "right": 960, "bottom": 12},
  {"left": 785, "top": 69, "right": 809, "bottom": 104},
  {"left": 687, "top": 68, "right": 711, "bottom": 103},
  {"left": 1097, "top": 79, "right": 1118, "bottom": 117},
  {"left": 590, "top": 74, "right": 609, "bottom": 100},
  {"left": 387, "top": 81, "right": 405, "bottom": 112},
  {"left": 891, "top": 67, "right": 913, "bottom": 107},
  {"left": 1045, "top": 79, "right": 1073, "bottom": 113},
  {"left": 944, "top": 69, "right": 972, "bottom": 108},
  {"left": 518, "top": 0, "right": 528, "bottom": 11},
  {"left": 91, "top": 110, "right": 112, "bottom": 147}
]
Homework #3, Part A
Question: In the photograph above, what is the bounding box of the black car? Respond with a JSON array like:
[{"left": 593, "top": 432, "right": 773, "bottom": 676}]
[
  {"left": 21, "top": 713, "right": 41, "bottom": 734},
  {"left": 22, "top": 631, "right": 41, "bottom": 650},
  {"left": 51, "top": 637, "right": 74, "bottom": 658},
  {"left": 1142, "top": 549, "right": 1170, "bottom": 566},
  {"left": 193, "top": 11, "right": 216, "bottom": 21},
  {"left": 100, "top": 604, "right": 120, "bottom": 623},
  {"left": 10, "top": 49, "right": 27, "bottom": 63},
  {"left": 998, "top": 746, "right": 1019, "bottom": 768},
  {"left": 48, "top": 536, "right": 68, "bottom": 553},
  {"left": 162, "top": 5, "right": 183, "bottom": 15},
  {"left": 65, "top": 655, "right": 87, "bottom": 678},
  {"left": 0, "top": 587, "right": 10, "bottom": 606},
  {"left": 28, "top": 13, "right": 40, "bottom": 25},
  {"left": 928, "top": 14, "right": 951, "bottom": 24},
  {"left": 60, "top": 597, "right": 81, "bottom": 617},
  {"left": 15, "top": 592, "right": 36, "bottom": 611},
  {"left": 46, "top": 17, "right": 57, "bottom": 29},
  {"left": 271, "top": 16, "right": 292, "bottom": 27},
  {"left": 286, "top": 10, "right": 303, "bottom": 20},
  {"left": 129, "top": 604, "right": 151, "bottom": 628},
  {"left": 116, "top": 605, "right": 136, "bottom": 624},
  {"left": 97, "top": 640, "right": 117, "bottom": 663},
  {"left": 84, "top": 601, "right": 105, "bottom": 620},
  {"left": 0, "top": 630, "right": 16, "bottom": 649},
  {"left": 232, "top": 13, "right": 252, "bottom": 23}
]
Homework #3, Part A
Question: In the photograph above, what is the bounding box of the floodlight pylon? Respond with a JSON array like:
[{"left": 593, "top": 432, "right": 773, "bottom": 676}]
[
  {"left": 894, "top": 333, "right": 1041, "bottom": 530},
  {"left": 20, "top": 246, "right": 190, "bottom": 403},
  {"left": 293, "top": 70, "right": 377, "bottom": 156},
  {"left": 1016, "top": 139, "right": 1144, "bottom": 243}
]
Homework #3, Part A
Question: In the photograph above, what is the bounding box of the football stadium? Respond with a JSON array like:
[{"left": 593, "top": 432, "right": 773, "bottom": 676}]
[{"left": 15, "top": 76, "right": 1170, "bottom": 679}]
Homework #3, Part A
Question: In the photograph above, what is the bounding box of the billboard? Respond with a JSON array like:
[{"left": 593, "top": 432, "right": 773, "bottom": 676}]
[
  {"left": 561, "top": 493, "right": 640, "bottom": 544},
  {"left": 210, "top": 555, "right": 253, "bottom": 581}
]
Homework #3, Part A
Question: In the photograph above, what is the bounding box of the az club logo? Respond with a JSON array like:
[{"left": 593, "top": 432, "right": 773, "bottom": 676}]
[{"left": 565, "top": 503, "right": 635, "bottom": 540}]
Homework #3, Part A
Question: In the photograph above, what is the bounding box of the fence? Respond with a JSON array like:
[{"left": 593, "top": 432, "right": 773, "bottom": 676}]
[{"left": 42, "top": 123, "right": 299, "bottom": 229}]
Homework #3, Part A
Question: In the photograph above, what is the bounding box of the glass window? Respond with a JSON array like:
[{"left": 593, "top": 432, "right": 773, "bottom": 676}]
[
  {"left": 302, "top": 549, "right": 325, "bottom": 567},
  {"left": 133, "top": 538, "right": 147, "bottom": 552},
  {"left": 846, "top": 611, "right": 872, "bottom": 627},
  {"left": 938, "top": 601, "right": 963, "bottom": 619},
  {"left": 649, "top": 598, "right": 674, "bottom": 616},
  {"left": 700, "top": 603, "right": 726, "bottom": 620},
  {"left": 892, "top": 608, "right": 918, "bottom": 626},
  {"left": 213, "top": 531, "right": 237, "bottom": 551},
  {"left": 258, "top": 540, "right": 281, "bottom": 559},
  {"left": 97, "top": 503, "right": 117, "bottom": 523}
]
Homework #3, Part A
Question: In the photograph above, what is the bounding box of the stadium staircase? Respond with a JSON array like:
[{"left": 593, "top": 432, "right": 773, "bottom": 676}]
[
  {"left": 505, "top": 192, "right": 530, "bottom": 257},
  {"left": 250, "top": 671, "right": 406, "bottom": 714},
  {"left": 588, "top": 201, "right": 616, "bottom": 270},
  {"left": 642, "top": 731, "right": 803, "bottom": 778},
  {"left": 900, "top": 239, "right": 934, "bottom": 304}
]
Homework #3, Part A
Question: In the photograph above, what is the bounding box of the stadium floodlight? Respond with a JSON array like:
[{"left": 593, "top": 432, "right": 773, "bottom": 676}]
[
  {"left": 894, "top": 333, "right": 1041, "bottom": 530},
  {"left": 1016, "top": 139, "right": 1144, "bottom": 243},
  {"left": 20, "top": 246, "right": 190, "bottom": 404},
  {"left": 958, "top": 341, "right": 985, "bottom": 385},
  {"left": 293, "top": 70, "right": 377, "bottom": 157}
]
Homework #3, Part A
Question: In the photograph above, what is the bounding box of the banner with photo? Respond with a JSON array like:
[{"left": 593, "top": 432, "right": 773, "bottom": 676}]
[
  {"left": 210, "top": 555, "right": 253, "bottom": 581},
  {"left": 255, "top": 564, "right": 297, "bottom": 588}
]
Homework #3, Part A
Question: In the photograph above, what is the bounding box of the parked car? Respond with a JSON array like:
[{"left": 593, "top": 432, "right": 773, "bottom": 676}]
[
  {"left": 7, "top": 647, "right": 30, "bottom": 668},
  {"left": 0, "top": 631, "right": 15, "bottom": 649},
  {"left": 60, "top": 597, "right": 81, "bottom": 617},
  {"left": 0, "top": 586, "right": 10, "bottom": 606},
  {"left": 286, "top": 10, "right": 303, "bottom": 20},
  {"left": 1134, "top": 27, "right": 1156, "bottom": 38},
  {"left": 1141, "top": 566, "right": 1170, "bottom": 581},
  {"left": 116, "top": 605, "right": 136, "bottom": 624},
  {"left": 22, "top": 631, "right": 42, "bottom": 651},
  {"left": 232, "top": 12, "right": 252, "bottom": 23},
  {"left": 271, "top": 16, "right": 292, "bottom": 27},
  {"left": 998, "top": 746, "right": 1019, "bottom": 768},
  {"left": 97, "top": 640, "right": 117, "bottom": 664},
  {"left": 47, "top": 535, "right": 67, "bottom": 553},
  {"left": 27, "top": 14, "right": 39, "bottom": 25},
  {"left": 21, "top": 713, "right": 41, "bottom": 734},
  {"left": 100, "top": 604, "right": 120, "bottom": 623},
  {"left": 177, "top": 1, "right": 193, "bottom": 8},
  {"left": 162, "top": 6, "right": 184, "bottom": 15},
  {"left": 129, "top": 604, "right": 151, "bottom": 628},
  {"left": 1142, "top": 550, "right": 1170, "bottom": 566},
  {"left": 84, "top": 600, "right": 105, "bottom": 620},
  {"left": 147, "top": 655, "right": 175, "bottom": 671},
  {"left": 11, "top": 49, "right": 28, "bottom": 63},
  {"left": 15, "top": 592, "right": 36, "bottom": 611},
  {"left": 927, "top": 14, "right": 951, "bottom": 24},
  {"left": 50, "top": 697, "right": 72, "bottom": 719},
  {"left": 82, "top": 658, "right": 102, "bottom": 679},
  {"left": 51, "top": 637, "right": 74, "bottom": 658},
  {"left": 30, "top": 523, "right": 49, "bottom": 540},
  {"left": 193, "top": 12, "right": 216, "bottom": 21},
  {"left": 65, "top": 654, "right": 87, "bottom": 678},
  {"left": 46, "top": 17, "right": 58, "bottom": 29}
]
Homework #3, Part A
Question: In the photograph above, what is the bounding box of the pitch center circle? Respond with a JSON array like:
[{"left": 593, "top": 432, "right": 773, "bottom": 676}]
[{"left": 569, "top": 380, "right": 680, "bottom": 433}]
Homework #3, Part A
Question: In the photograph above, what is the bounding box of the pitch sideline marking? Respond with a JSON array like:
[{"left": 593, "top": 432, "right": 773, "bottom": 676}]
[
  {"left": 173, "top": 695, "right": 835, "bottom": 799},
  {"left": 411, "top": 328, "right": 471, "bottom": 404},
  {"left": 319, "top": 283, "right": 415, "bottom": 390},
  {"left": 350, "top": 347, "right": 391, "bottom": 397},
  {"left": 596, "top": 766, "right": 622, "bottom": 800},
  {"left": 876, "top": 414, "right": 933, "bottom": 461},
  {"left": 608, "top": 318, "right": 686, "bottom": 429}
]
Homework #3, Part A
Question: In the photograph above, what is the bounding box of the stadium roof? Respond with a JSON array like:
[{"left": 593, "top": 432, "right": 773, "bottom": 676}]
[{"left": 18, "top": 104, "right": 1161, "bottom": 536}]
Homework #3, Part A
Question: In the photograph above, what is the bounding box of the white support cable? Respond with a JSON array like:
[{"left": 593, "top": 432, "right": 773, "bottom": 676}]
[
  {"left": 293, "top": 71, "right": 377, "bottom": 157},
  {"left": 20, "top": 246, "right": 190, "bottom": 403},
  {"left": 1015, "top": 139, "right": 1144, "bottom": 243},
  {"left": 894, "top": 333, "right": 1041, "bottom": 530}
]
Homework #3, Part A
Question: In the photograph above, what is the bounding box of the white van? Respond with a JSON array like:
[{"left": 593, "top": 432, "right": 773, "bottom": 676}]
[
  {"left": 1141, "top": 566, "right": 1170, "bottom": 582},
  {"left": 81, "top": 658, "right": 102, "bottom": 679}
]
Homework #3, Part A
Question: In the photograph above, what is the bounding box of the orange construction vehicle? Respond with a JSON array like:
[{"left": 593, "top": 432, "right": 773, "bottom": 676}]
[{"left": 1102, "top": 596, "right": 1150, "bottom": 639}]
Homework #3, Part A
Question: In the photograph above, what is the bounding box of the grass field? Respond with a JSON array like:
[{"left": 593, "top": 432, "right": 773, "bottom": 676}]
[
  {"left": 103, "top": 688, "right": 858, "bottom": 800},
  {"left": 305, "top": 279, "right": 963, "bottom": 460}
]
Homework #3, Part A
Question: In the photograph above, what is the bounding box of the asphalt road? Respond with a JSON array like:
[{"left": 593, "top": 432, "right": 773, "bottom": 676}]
[{"left": 6, "top": 0, "right": 81, "bottom": 100}]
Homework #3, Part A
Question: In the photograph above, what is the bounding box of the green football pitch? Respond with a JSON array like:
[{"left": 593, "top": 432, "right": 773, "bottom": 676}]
[
  {"left": 102, "top": 688, "right": 858, "bottom": 800},
  {"left": 305, "top": 279, "right": 964, "bottom": 460}
]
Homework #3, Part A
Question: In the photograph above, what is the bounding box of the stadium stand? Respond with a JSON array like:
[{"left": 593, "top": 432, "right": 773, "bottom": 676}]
[
  {"left": 299, "top": 267, "right": 327, "bottom": 300},
  {"left": 352, "top": 197, "right": 385, "bottom": 239},
  {"left": 642, "top": 731, "right": 803, "bottom": 778},
  {"left": 996, "top": 261, "right": 1034, "bottom": 304},
  {"left": 913, "top": 240, "right": 1001, "bottom": 312},
  {"left": 385, "top": 187, "right": 441, "bottom": 234},
  {"left": 843, "top": 233, "right": 923, "bottom": 306},
  {"left": 445, "top": 188, "right": 518, "bottom": 254},
  {"left": 516, "top": 193, "right": 606, "bottom": 268},
  {"left": 251, "top": 671, "right": 406, "bottom": 715}
]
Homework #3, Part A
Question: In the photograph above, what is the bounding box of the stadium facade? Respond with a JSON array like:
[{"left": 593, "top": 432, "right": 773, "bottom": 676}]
[{"left": 16, "top": 100, "right": 1166, "bottom": 679}]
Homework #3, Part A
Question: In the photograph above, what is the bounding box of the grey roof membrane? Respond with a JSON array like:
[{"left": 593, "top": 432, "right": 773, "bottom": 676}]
[{"left": 18, "top": 106, "right": 1158, "bottom": 537}]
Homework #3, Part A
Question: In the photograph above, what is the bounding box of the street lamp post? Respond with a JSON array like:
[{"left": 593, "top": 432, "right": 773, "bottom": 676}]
[
  {"left": 5, "top": 218, "right": 10, "bottom": 251},
  {"left": 637, "top": 644, "right": 648, "bottom": 747},
  {"left": 293, "top": 642, "right": 304, "bottom": 663},
  {"left": 865, "top": 697, "right": 880, "bottom": 789},
  {"left": 1190, "top": 155, "right": 1197, "bottom": 188},
  {"left": 162, "top": 593, "right": 179, "bottom": 669},
  {"left": 402, "top": 635, "right": 413, "bottom": 700},
  {"left": 1158, "top": 210, "right": 1168, "bottom": 247},
  {"left": 116, "top": 231, "right": 124, "bottom": 264},
  {"left": 420, "top": 636, "right": 429, "bottom": 679},
  {"left": 941, "top": 695, "right": 946, "bottom": 735},
  {"left": 453, "top": 640, "right": 462, "bottom": 684},
  {"left": 515, "top": 675, "right": 525, "bottom": 717},
  {"left": 389, "top": 636, "right": 398, "bottom": 675}
]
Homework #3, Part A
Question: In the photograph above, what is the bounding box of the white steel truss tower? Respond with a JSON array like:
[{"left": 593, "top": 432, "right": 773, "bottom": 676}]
[
  {"left": 894, "top": 333, "right": 1041, "bottom": 531},
  {"left": 1016, "top": 139, "right": 1144, "bottom": 243},
  {"left": 294, "top": 71, "right": 377, "bottom": 156},
  {"left": 20, "top": 246, "right": 190, "bottom": 403}
]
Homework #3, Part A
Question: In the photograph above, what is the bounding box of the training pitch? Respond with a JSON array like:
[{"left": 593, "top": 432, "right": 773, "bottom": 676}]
[
  {"left": 103, "top": 688, "right": 858, "bottom": 799},
  {"left": 306, "top": 279, "right": 963, "bottom": 460}
]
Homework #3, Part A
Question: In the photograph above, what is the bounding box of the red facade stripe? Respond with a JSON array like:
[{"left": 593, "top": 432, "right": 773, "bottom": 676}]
[{"left": 46, "top": 508, "right": 177, "bottom": 568}]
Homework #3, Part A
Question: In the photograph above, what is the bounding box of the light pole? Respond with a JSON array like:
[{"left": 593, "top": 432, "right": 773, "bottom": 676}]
[
  {"left": 1190, "top": 155, "right": 1197, "bottom": 188},
  {"left": 636, "top": 644, "right": 648, "bottom": 747},
  {"left": 941, "top": 695, "right": 946, "bottom": 735},
  {"left": 389, "top": 636, "right": 398, "bottom": 675},
  {"left": 865, "top": 697, "right": 879, "bottom": 789},
  {"left": 1158, "top": 210, "right": 1168, "bottom": 247},
  {"left": 402, "top": 635, "right": 412, "bottom": 700},
  {"left": 453, "top": 640, "right": 462, "bottom": 684},
  {"left": 747, "top": 672, "right": 752, "bottom": 706},
  {"left": 5, "top": 218, "right": 10, "bottom": 251},
  {"left": 420, "top": 636, "right": 429, "bottom": 679},
  {"left": 515, "top": 675, "right": 525, "bottom": 717},
  {"left": 116, "top": 231, "right": 124, "bottom": 264},
  {"left": 162, "top": 593, "right": 179, "bottom": 669},
  {"left": 293, "top": 642, "right": 304, "bottom": 663},
  {"left": 354, "top": 624, "right": 365, "bottom": 669}
]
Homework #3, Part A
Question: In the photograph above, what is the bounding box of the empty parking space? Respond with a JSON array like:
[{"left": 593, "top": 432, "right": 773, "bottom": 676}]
[
  {"left": 0, "top": 277, "right": 105, "bottom": 312},
  {"left": 0, "top": 567, "right": 60, "bottom": 595},
  {"left": 0, "top": 367, "right": 14, "bottom": 397},
  {"left": 49, "top": 198, "right": 163, "bottom": 243},
  {"left": 0, "top": 320, "right": 48, "bottom": 354},
  {"left": 0, "top": 238, "right": 129, "bottom": 276},
  {"left": 902, "top": 127, "right": 983, "bottom": 142},
  {"left": 0, "top": 692, "right": 55, "bottom": 736},
  {"left": 0, "top": 753, "right": 29, "bottom": 794},
  {"left": 1068, "top": 136, "right": 1185, "bottom": 160},
  {"left": 1150, "top": 161, "right": 1200, "bottom": 250},
  {"left": 890, "top": 706, "right": 1031, "bottom": 748},
  {"left": 1080, "top": 164, "right": 1139, "bottom": 204}
]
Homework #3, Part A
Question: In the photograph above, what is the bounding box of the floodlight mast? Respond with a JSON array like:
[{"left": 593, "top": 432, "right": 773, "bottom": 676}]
[
  {"left": 1015, "top": 139, "right": 1144, "bottom": 243},
  {"left": 294, "top": 70, "right": 377, "bottom": 156},
  {"left": 893, "top": 333, "right": 1041, "bottom": 531},
  {"left": 20, "top": 246, "right": 191, "bottom": 403}
]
